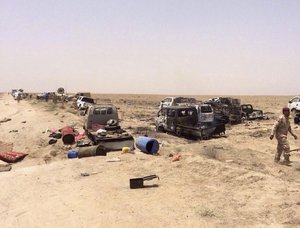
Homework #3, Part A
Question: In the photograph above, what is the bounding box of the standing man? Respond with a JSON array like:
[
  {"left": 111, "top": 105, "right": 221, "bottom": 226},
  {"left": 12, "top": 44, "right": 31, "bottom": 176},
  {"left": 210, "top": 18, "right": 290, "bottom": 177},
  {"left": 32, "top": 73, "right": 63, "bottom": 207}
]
[{"left": 270, "top": 107, "right": 297, "bottom": 164}]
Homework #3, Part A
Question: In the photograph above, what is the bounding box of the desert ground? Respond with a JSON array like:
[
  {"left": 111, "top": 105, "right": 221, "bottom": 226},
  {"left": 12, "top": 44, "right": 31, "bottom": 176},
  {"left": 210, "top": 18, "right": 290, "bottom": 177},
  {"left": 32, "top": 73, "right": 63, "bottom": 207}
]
[{"left": 1, "top": 93, "right": 300, "bottom": 227}]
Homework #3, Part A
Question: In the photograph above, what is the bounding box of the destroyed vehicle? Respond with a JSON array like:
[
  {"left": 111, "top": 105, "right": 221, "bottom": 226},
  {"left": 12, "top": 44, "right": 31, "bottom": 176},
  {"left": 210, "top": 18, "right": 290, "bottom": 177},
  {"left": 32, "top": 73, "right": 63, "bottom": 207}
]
[
  {"left": 205, "top": 101, "right": 230, "bottom": 124},
  {"left": 84, "top": 105, "right": 119, "bottom": 129},
  {"left": 241, "top": 104, "right": 264, "bottom": 120},
  {"left": 36, "top": 92, "right": 49, "bottom": 100},
  {"left": 84, "top": 105, "right": 134, "bottom": 151},
  {"left": 77, "top": 96, "right": 95, "bottom": 110},
  {"left": 159, "top": 97, "right": 197, "bottom": 109},
  {"left": 192, "top": 104, "right": 214, "bottom": 123},
  {"left": 206, "top": 97, "right": 241, "bottom": 123},
  {"left": 155, "top": 106, "right": 223, "bottom": 139}
]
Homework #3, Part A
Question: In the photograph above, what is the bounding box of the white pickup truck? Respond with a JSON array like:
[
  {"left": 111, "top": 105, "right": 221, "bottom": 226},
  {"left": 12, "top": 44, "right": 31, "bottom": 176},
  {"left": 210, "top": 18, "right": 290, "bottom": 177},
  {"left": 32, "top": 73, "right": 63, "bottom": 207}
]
[
  {"left": 76, "top": 96, "right": 95, "bottom": 110},
  {"left": 288, "top": 96, "right": 300, "bottom": 114}
]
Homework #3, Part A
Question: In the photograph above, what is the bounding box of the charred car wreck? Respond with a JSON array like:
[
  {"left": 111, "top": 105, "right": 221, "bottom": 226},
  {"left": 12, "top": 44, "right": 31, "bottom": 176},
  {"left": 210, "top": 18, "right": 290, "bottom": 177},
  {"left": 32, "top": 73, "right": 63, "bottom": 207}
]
[
  {"left": 205, "top": 97, "right": 241, "bottom": 124},
  {"left": 241, "top": 104, "right": 265, "bottom": 120},
  {"left": 155, "top": 106, "right": 225, "bottom": 139}
]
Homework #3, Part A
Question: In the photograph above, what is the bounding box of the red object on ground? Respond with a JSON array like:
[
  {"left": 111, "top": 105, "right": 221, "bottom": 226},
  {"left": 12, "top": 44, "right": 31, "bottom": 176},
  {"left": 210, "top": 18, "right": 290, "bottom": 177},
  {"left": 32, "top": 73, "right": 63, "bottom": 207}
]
[
  {"left": 0, "top": 151, "right": 28, "bottom": 163},
  {"left": 75, "top": 131, "right": 86, "bottom": 141},
  {"left": 172, "top": 154, "right": 182, "bottom": 162},
  {"left": 61, "top": 126, "right": 76, "bottom": 145},
  {"left": 91, "top": 124, "right": 105, "bottom": 131}
]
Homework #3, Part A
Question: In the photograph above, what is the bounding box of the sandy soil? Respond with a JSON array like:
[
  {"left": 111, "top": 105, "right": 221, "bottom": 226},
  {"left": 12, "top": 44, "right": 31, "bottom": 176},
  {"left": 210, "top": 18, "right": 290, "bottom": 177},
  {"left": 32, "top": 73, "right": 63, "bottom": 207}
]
[{"left": 1, "top": 93, "right": 300, "bottom": 227}]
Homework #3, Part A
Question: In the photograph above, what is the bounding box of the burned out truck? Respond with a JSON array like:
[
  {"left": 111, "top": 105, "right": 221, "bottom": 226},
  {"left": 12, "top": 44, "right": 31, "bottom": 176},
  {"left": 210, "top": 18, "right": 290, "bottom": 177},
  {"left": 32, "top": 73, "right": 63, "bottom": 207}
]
[
  {"left": 155, "top": 106, "right": 225, "bottom": 139},
  {"left": 241, "top": 104, "right": 265, "bottom": 120},
  {"left": 206, "top": 97, "right": 241, "bottom": 123},
  {"left": 84, "top": 104, "right": 134, "bottom": 150}
]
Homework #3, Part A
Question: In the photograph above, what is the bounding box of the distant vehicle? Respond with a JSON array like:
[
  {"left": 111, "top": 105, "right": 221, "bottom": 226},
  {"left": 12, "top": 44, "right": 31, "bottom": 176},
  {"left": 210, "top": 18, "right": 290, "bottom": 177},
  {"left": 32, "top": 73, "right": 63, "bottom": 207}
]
[
  {"left": 155, "top": 106, "right": 225, "bottom": 139},
  {"left": 159, "top": 97, "right": 197, "bottom": 109},
  {"left": 75, "top": 92, "right": 91, "bottom": 98},
  {"left": 77, "top": 96, "right": 95, "bottom": 110},
  {"left": 241, "top": 104, "right": 264, "bottom": 120},
  {"left": 11, "top": 89, "right": 17, "bottom": 96},
  {"left": 11, "top": 89, "right": 24, "bottom": 100},
  {"left": 13, "top": 91, "right": 22, "bottom": 100},
  {"left": 288, "top": 96, "right": 300, "bottom": 114},
  {"left": 36, "top": 92, "right": 49, "bottom": 100}
]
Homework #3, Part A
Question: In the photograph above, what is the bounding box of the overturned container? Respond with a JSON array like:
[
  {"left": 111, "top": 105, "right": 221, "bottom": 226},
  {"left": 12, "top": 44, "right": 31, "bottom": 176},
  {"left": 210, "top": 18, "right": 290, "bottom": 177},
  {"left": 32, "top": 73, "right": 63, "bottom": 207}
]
[
  {"left": 136, "top": 136, "right": 159, "bottom": 154},
  {"left": 61, "top": 126, "right": 76, "bottom": 145},
  {"left": 77, "top": 145, "right": 108, "bottom": 158}
]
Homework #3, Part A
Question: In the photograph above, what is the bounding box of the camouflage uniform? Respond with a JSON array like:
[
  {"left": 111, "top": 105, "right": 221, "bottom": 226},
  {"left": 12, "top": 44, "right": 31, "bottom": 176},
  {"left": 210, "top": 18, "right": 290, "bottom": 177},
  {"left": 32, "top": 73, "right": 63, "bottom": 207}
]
[{"left": 271, "top": 115, "right": 292, "bottom": 162}]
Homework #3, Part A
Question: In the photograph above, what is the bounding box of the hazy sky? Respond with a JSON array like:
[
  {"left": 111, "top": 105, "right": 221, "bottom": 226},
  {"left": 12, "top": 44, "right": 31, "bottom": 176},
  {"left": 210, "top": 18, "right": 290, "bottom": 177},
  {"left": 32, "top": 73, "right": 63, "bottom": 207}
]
[{"left": 1, "top": 0, "right": 299, "bottom": 95}]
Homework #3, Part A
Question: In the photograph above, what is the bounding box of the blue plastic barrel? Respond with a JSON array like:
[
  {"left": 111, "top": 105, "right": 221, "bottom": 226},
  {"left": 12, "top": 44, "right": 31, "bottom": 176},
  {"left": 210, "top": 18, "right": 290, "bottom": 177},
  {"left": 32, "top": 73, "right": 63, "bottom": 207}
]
[
  {"left": 136, "top": 136, "right": 159, "bottom": 154},
  {"left": 68, "top": 150, "right": 78, "bottom": 159}
]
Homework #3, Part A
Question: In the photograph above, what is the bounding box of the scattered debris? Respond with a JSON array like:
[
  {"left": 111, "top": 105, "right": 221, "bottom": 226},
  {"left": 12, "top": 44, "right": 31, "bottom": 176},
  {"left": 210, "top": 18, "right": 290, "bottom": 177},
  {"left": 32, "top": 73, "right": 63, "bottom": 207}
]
[
  {"left": 48, "top": 139, "right": 57, "bottom": 145},
  {"left": 172, "top": 153, "right": 182, "bottom": 162},
  {"left": 130, "top": 175, "right": 159, "bottom": 189},
  {"left": 0, "top": 163, "right": 12, "bottom": 172},
  {"left": 0, "top": 151, "right": 28, "bottom": 163},
  {"left": 61, "top": 126, "right": 77, "bottom": 145},
  {"left": 76, "top": 140, "right": 91, "bottom": 147},
  {"left": 67, "top": 150, "right": 78, "bottom": 159},
  {"left": 49, "top": 132, "right": 62, "bottom": 139},
  {"left": 77, "top": 145, "right": 108, "bottom": 158},
  {"left": 80, "top": 172, "right": 101, "bottom": 177},
  {"left": 122, "top": 147, "right": 131, "bottom": 154},
  {"left": 0, "top": 118, "right": 12, "bottom": 123},
  {"left": 106, "top": 157, "right": 121, "bottom": 162},
  {"left": 225, "top": 160, "right": 234, "bottom": 163},
  {"left": 9, "top": 130, "right": 18, "bottom": 133}
]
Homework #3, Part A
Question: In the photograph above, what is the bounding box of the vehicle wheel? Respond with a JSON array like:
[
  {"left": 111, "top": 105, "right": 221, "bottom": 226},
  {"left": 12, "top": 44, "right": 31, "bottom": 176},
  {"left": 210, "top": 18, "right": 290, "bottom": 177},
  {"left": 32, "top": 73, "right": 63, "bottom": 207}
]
[
  {"left": 175, "top": 127, "right": 182, "bottom": 137},
  {"left": 156, "top": 125, "right": 165, "bottom": 132}
]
